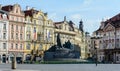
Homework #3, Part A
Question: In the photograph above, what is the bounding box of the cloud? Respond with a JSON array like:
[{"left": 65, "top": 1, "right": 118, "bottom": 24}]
[
  {"left": 82, "top": 0, "right": 93, "bottom": 6},
  {"left": 70, "top": 14, "right": 82, "bottom": 20}
]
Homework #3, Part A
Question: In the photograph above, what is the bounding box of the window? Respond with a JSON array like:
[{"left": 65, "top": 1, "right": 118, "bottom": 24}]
[
  {"left": 16, "top": 44, "right": 18, "bottom": 49},
  {"left": 16, "top": 17, "right": 19, "bottom": 21},
  {"left": 3, "top": 33, "right": 6, "bottom": 39},
  {"left": 11, "top": 16, "right": 14, "bottom": 20},
  {"left": 3, "top": 43, "right": 6, "bottom": 49},
  {"left": 11, "top": 24, "right": 14, "bottom": 30},
  {"left": 100, "top": 56, "right": 101, "bottom": 61},
  {"left": 16, "top": 33, "right": 18, "bottom": 39},
  {"left": 20, "top": 44, "right": 22, "bottom": 49},
  {"left": 27, "top": 27, "right": 30, "bottom": 31},
  {"left": 27, "top": 34, "right": 30, "bottom": 40},
  {"left": 16, "top": 8, "right": 18, "bottom": 13},
  {"left": 11, "top": 43, "right": 13, "bottom": 49},
  {"left": 16, "top": 25, "right": 18, "bottom": 31},
  {"left": 21, "top": 18, "right": 23, "bottom": 22},
  {"left": 27, "top": 43, "right": 30, "bottom": 50},
  {"left": 34, "top": 20, "right": 36, "bottom": 24},
  {"left": 117, "top": 56, "right": 119, "bottom": 61},
  {"left": 37, "top": 34, "right": 41, "bottom": 41},
  {"left": 3, "top": 24, "right": 6, "bottom": 30},
  {"left": 11, "top": 33, "right": 13, "bottom": 39},
  {"left": 59, "top": 25, "right": 62, "bottom": 29},
  {"left": 2, "top": 14, "right": 7, "bottom": 19},
  {"left": 28, "top": 18, "right": 30, "bottom": 23},
  {"left": 21, "top": 26, "right": 22, "bottom": 30},
  {"left": 65, "top": 25, "right": 66, "bottom": 30},
  {"left": 20, "top": 34, "right": 22, "bottom": 40},
  {"left": 39, "top": 44, "right": 42, "bottom": 50}
]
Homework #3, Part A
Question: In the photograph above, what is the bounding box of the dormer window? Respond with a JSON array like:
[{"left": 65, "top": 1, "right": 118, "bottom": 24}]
[
  {"left": 38, "top": 15, "right": 43, "bottom": 20},
  {"left": 2, "top": 14, "right": 7, "bottom": 19},
  {"left": 16, "top": 8, "right": 19, "bottom": 13},
  {"left": 59, "top": 25, "right": 62, "bottom": 29}
]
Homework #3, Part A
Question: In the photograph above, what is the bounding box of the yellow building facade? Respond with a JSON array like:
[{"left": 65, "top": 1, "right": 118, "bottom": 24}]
[
  {"left": 54, "top": 18, "right": 86, "bottom": 59},
  {"left": 74, "top": 27, "right": 86, "bottom": 59},
  {"left": 24, "top": 8, "right": 54, "bottom": 61},
  {"left": 54, "top": 18, "right": 75, "bottom": 45}
]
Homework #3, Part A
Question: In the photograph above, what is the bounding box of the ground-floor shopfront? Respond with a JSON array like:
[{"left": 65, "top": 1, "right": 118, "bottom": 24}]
[
  {"left": 0, "top": 54, "right": 8, "bottom": 63},
  {"left": 98, "top": 49, "right": 120, "bottom": 63},
  {"left": 8, "top": 52, "right": 24, "bottom": 63}
]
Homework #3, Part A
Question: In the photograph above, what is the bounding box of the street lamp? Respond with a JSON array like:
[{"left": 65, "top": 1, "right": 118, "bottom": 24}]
[
  {"left": 91, "top": 35, "right": 102, "bottom": 66},
  {"left": 11, "top": 54, "right": 16, "bottom": 69}
]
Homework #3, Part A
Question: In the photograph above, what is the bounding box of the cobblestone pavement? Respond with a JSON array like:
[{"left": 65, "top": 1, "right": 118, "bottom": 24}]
[{"left": 0, "top": 64, "right": 120, "bottom": 71}]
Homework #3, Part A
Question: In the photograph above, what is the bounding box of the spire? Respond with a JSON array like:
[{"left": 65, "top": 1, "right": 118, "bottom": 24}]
[
  {"left": 64, "top": 16, "right": 66, "bottom": 22},
  {"left": 79, "top": 19, "right": 84, "bottom": 32},
  {"left": 79, "top": 19, "right": 83, "bottom": 24}
]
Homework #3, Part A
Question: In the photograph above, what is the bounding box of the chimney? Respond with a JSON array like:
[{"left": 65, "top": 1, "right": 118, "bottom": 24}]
[{"left": 26, "top": 6, "right": 30, "bottom": 10}]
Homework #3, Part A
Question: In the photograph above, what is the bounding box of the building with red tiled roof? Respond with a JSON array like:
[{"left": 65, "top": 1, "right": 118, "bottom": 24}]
[
  {"left": 1, "top": 5, "right": 13, "bottom": 12},
  {"left": 24, "top": 8, "right": 39, "bottom": 17},
  {"left": 94, "top": 12, "right": 120, "bottom": 63},
  {"left": 1, "top": 4, "right": 25, "bottom": 63}
]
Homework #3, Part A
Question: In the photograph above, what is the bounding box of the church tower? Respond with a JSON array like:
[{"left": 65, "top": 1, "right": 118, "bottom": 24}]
[{"left": 79, "top": 19, "right": 84, "bottom": 32}]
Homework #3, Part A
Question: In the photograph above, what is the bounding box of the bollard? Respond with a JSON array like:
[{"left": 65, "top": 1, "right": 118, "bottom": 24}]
[{"left": 11, "top": 57, "right": 16, "bottom": 69}]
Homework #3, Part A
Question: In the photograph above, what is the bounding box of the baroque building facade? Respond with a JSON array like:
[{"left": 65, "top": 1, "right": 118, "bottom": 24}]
[
  {"left": 2, "top": 4, "right": 25, "bottom": 63},
  {"left": 54, "top": 17, "right": 75, "bottom": 45},
  {"left": 0, "top": 4, "right": 86, "bottom": 63},
  {"left": 54, "top": 17, "right": 86, "bottom": 59},
  {"left": 24, "top": 7, "right": 54, "bottom": 61},
  {"left": 74, "top": 21, "right": 86, "bottom": 59},
  {"left": 95, "top": 13, "right": 120, "bottom": 63}
]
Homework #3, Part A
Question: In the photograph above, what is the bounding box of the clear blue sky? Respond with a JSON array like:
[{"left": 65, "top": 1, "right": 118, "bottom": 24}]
[{"left": 1, "top": 0, "right": 120, "bottom": 34}]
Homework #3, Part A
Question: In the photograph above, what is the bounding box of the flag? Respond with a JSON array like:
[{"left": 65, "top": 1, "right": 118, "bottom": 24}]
[{"left": 34, "top": 27, "right": 36, "bottom": 39}]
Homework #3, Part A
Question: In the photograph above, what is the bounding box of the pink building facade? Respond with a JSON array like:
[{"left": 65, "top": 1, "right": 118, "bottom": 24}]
[{"left": 2, "top": 4, "right": 25, "bottom": 63}]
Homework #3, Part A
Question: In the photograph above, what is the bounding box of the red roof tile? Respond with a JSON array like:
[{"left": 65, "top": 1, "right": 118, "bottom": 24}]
[
  {"left": 2, "top": 5, "right": 13, "bottom": 12},
  {"left": 24, "top": 9, "right": 39, "bottom": 17}
]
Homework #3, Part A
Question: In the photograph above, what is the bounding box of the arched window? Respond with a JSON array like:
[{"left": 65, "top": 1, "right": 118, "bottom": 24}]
[{"left": 27, "top": 43, "right": 30, "bottom": 50}]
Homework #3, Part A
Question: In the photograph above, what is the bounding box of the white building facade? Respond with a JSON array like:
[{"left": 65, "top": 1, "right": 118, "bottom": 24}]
[
  {"left": 0, "top": 10, "right": 9, "bottom": 63},
  {"left": 96, "top": 13, "right": 120, "bottom": 63}
]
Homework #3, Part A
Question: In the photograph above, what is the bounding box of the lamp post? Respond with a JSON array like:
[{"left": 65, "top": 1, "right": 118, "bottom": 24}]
[
  {"left": 95, "top": 45, "right": 97, "bottom": 66},
  {"left": 11, "top": 54, "right": 16, "bottom": 69},
  {"left": 91, "top": 35, "right": 102, "bottom": 66}
]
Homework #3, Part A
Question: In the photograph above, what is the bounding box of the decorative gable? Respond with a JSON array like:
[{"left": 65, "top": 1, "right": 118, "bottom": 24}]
[
  {"left": 13, "top": 4, "right": 21, "bottom": 14},
  {"left": 103, "top": 23, "right": 115, "bottom": 32}
]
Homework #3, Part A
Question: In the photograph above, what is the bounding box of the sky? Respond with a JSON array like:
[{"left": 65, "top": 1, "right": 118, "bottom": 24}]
[{"left": 1, "top": 0, "right": 120, "bottom": 34}]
